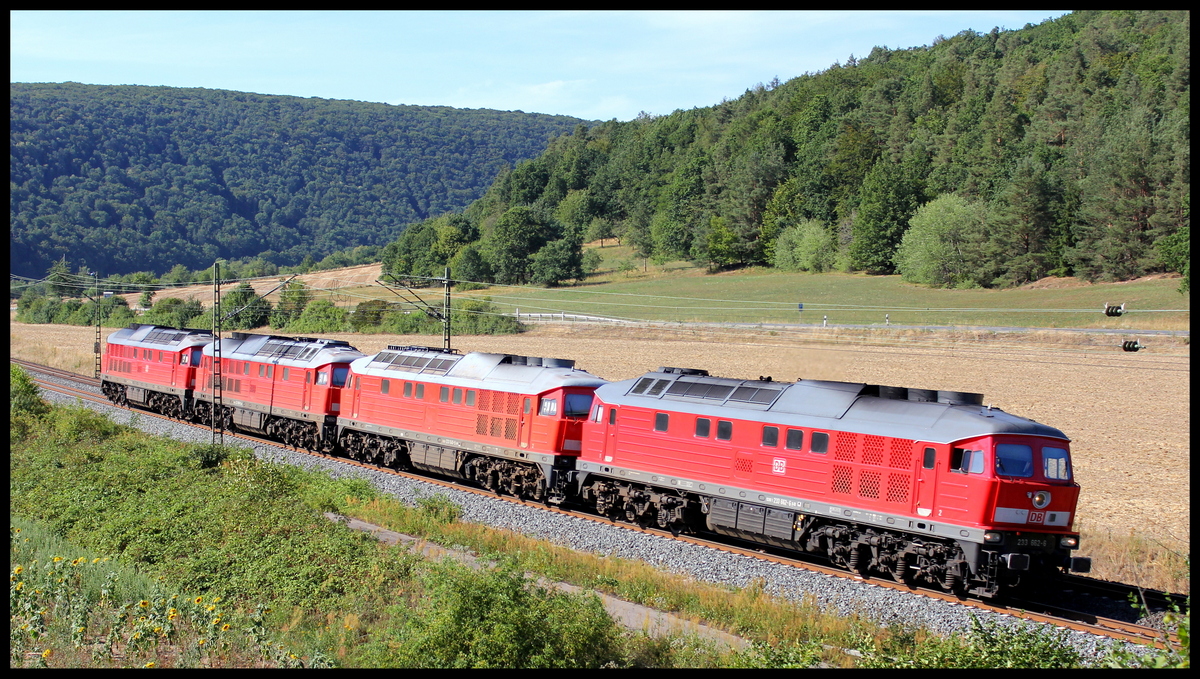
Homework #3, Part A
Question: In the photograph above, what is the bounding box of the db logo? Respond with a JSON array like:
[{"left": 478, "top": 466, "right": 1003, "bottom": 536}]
[
  {"left": 1028, "top": 511, "right": 1046, "bottom": 524},
  {"left": 772, "top": 458, "right": 787, "bottom": 475}
]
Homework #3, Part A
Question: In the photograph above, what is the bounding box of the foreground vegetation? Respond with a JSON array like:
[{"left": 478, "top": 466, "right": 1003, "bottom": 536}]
[{"left": 9, "top": 369, "right": 1188, "bottom": 667}]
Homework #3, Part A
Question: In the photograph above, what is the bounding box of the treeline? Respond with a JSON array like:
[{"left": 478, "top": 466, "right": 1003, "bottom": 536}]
[
  {"left": 10, "top": 83, "right": 591, "bottom": 279},
  {"left": 15, "top": 268, "right": 521, "bottom": 337},
  {"left": 383, "top": 10, "right": 1189, "bottom": 290}
]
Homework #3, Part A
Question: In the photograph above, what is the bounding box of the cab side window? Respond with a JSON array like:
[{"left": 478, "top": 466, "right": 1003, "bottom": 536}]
[{"left": 951, "top": 448, "right": 986, "bottom": 474}]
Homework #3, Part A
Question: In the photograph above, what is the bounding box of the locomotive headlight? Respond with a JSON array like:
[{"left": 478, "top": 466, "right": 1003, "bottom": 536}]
[
  {"left": 1032, "top": 490, "right": 1052, "bottom": 509},
  {"left": 983, "top": 531, "right": 1003, "bottom": 544},
  {"left": 1059, "top": 535, "right": 1080, "bottom": 549}
]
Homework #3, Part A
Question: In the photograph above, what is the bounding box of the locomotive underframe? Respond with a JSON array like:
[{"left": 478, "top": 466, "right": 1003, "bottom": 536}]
[
  {"left": 101, "top": 379, "right": 190, "bottom": 420},
  {"left": 575, "top": 470, "right": 1077, "bottom": 598},
  {"left": 337, "top": 425, "right": 572, "bottom": 504}
]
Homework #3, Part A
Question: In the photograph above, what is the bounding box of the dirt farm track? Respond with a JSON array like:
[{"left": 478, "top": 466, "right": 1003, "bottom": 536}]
[{"left": 10, "top": 318, "right": 1190, "bottom": 555}]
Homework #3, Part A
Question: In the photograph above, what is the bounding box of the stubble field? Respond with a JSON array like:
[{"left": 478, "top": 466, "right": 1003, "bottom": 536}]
[{"left": 10, "top": 317, "right": 1190, "bottom": 590}]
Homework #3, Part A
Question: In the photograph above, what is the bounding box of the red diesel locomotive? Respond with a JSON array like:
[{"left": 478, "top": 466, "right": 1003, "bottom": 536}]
[
  {"left": 191, "top": 332, "right": 365, "bottom": 451},
  {"left": 100, "top": 324, "right": 214, "bottom": 418},
  {"left": 336, "top": 345, "right": 607, "bottom": 503},
  {"left": 573, "top": 367, "right": 1090, "bottom": 598},
  {"left": 99, "top": 324, "right": 1089, "bottom": 597}
]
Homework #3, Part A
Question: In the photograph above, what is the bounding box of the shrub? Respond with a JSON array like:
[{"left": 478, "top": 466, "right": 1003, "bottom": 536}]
[
  {"left": 281, "top": 299, "right": 351, "bottom": 334},
  {"left": 894, "top": 194, "right": 989, "bottom": 288},
  {"left": 856, "top": 616, "right": 1082, "bottom": 668},
  {"left": 11, "top": 365, "right": 50, "bottom": 417},
  {"left": 392, "top": 559, "right": 623, "bottom": 668},
  {"left": 774, "top": 220, "right": 837, "bottom": 273}
]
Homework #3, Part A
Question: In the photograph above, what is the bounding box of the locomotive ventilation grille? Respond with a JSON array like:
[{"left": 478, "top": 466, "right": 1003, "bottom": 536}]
[
  {"left": 826, "top": 433, "right": 914, "bottom": 504},
  {"left": 475, "top": 390, "right": 519, "bottom": 440}
]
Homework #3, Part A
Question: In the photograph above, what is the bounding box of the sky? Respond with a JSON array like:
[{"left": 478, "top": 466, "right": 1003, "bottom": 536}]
[{"left": 11, "top": 10, "right": 1071, "bottom": 122}]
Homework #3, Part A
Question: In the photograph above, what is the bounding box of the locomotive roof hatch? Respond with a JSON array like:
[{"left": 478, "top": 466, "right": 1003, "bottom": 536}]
[
  {"left": 363, "top": 346, "right": 463, "bottom": 377},
  {"left": 351, "top": 350, "right": 605, "bottom": 394},
  {"left": 106, "top": 323, "right": 214, "bottom": 349},
  {"left": 205, "top": 333, "right": 364, "bottom": 367}
]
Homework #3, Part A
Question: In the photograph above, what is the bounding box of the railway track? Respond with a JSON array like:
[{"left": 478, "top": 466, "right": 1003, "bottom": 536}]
[{"left": 12, "top": 358, "right": 1185, "bottom": 649}]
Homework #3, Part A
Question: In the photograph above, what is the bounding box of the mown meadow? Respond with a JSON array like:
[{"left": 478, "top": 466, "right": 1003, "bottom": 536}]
[
  {"left": 458, "top": 244, "right": 1190, "bottom": 330},
  {"left": 9, "top": 367, "right": 1187, "bottom": 668}
]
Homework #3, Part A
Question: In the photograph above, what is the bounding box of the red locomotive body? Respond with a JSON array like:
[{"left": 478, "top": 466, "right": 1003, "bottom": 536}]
[
  {"left": 337, "top": 347, "right": 606, "bottom": 502},
  {"left": 100, "top": 324, "right": 214, "bottom": 418},
  {"left": 192, "top": 332, "right": 364, "bottom": 451},
  {"left": 576, "top": 367, "right": 1089, "bottom": 597}
]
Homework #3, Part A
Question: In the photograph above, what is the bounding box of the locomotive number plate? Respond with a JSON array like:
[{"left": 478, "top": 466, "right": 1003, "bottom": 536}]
[{"left": 1015, "top": 536, "right": 1049, "bottom": 548}]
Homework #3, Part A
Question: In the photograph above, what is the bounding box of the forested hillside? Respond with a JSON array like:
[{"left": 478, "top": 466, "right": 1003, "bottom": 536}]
[
  {"left": 384, "top": 10, "right": 1189, "bottom": 289},
  {"left": 9, "top": 83, "right": 590, "bottom": 279}
]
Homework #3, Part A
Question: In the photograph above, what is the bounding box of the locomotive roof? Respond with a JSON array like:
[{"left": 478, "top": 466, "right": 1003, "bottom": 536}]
[
  {"left": 202, "top": 332, "right": 364, "bottom": 367},
  {"left": 350, "top": 347, "right": 607, "bottom": 394},
  {"left": 597, "top": 369, "right": 1067, "bottom": 444},
  {"left": 106, "top": 323, "right": 214, "bottom": 349}
]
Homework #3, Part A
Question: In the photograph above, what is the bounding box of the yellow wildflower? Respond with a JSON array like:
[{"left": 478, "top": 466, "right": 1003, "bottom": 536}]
[
  {"left": 221, "top": 624, "right": 230, "bottom": 632},
  {"left": 52, "top": 556, "right": 63, "bottom": 563},
  {"left": 193, "top": 596, "right": 203, "bottom": 604},
  {"left": 212, "top": 596, "right": 221, "bottom": 603},
  {"left": 145, "top": 662, "right": 156, "bottom": 668},
  {"left": 139, "top": 600, "right": 150, "bottom": 608},
  {"left": 92, "top": 558, "right": 101, "bottom": 564},
  {"left": 41, "top": 649, "right": 52, "bottom": 659},
  {"left": 15, "top": 582, "right": 23, "bottom": 590},
  {"left": 13, "top": 566, "right": 22, "bottom": 575},
  {"left": 198, "top": 639, "right": 206, "bottom": 646},
  {"left": 206, "top": 604, "right": 216, "bottom": 612},
  {"left": 211, "top": 618, "right": 221, "bottom": 626}
]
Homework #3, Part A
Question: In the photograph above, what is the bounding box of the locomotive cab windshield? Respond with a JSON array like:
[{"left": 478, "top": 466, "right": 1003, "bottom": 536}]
[{"left": 950, "top": 439, "right": 1075, "bottom": 484}]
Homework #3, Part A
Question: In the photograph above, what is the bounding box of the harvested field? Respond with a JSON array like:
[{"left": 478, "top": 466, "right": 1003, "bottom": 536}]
[{"left": 10, "top": 317, "right": 1190, "bottom": 576}]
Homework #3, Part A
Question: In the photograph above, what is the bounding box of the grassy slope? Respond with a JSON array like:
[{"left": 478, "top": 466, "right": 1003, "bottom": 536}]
[{"left": 454, "top": 245, "right": 1190, "bottom": 330}]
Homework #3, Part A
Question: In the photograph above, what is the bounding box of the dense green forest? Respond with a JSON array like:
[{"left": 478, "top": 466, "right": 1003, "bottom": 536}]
[
  {"left": 9, "top": 83, "right": 591, "bottom": 279},
  {"left": 384, "top": 10, "right": 1189, "bottom": 290}
]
